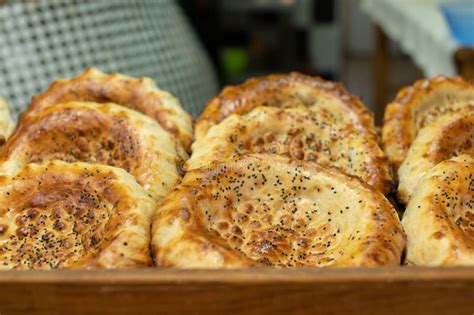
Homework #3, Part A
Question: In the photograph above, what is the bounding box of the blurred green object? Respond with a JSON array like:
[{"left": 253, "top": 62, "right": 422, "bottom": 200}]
[{"left": 221, "top": 47, "right": 249, "bottom": 77}]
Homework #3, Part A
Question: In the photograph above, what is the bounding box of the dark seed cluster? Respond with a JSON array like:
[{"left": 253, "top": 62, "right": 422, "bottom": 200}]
[
  {"left": 0, "top": 170, "right": 114, "bottom": 269},
  {"left": 200, "top": 106, "right": 388, "bottom": 192},
  {"left": 194, "top": 158, "right": 379, "bottom": 267},
  {"left": 431, "top": 167, "right": 474, "bottom": 240}
]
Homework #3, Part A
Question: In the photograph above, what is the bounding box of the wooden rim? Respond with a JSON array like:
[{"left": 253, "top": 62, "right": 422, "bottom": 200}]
[{"left": 1, "top": 267, "right": 473, "bottom": 284}]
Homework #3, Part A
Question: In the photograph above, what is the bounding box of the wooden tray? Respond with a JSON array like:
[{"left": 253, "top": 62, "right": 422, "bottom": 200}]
[{"left": 1, "top": 267, "right": 473, "bottom": 315}]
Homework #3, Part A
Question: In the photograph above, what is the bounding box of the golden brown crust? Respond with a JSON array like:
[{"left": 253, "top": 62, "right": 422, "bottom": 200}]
[
  {"left": 1, "top": 101, "right": 186, "bottom": 201},
  {"left": 194, "top": 72, "right": 377, "bottom": 141},
  {"left": 0, "top": 97, "right": 15, "bottom": 146},
  {"left": 27, "top": 68, "right": 193, "bottom": 151},
  {"left": 152, "top": 154, "right": 405, "bottom": 268},
  {"left": 0, "top": 161, "right": 156, "bottom": 269},
  {"left": 398, "top": 106, "right": 474, "bottom": 204},
  {"left": 402, "top": 155, "right": 474, "bottom": 266},
  {"left": 382, "top": 76, "right": 474, "bottom": 172},
  {"left": 188, "top": 106, "right": 393, "bottom": 194}
]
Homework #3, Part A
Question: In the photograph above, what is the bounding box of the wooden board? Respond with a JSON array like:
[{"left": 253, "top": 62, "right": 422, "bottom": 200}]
[{"left": 1, "top": 267, "right": 473, "bottom": 315}]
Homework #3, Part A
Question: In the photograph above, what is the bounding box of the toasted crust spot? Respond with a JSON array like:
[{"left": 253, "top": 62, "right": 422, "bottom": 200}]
[
  {"left": 403, "top": 155, "right": 474, "bottom": 266},
  {"left": 188, "top": 106, "right": 392, "bottom": 194},
  {"left": 27, "top": 68, "right": 193, "bottom": 151},
  {"left": 0, "top": 97, "right": 16, "bottom": 146},
  {"left": 382, "top": 76, "right": 474, "bottom": 172},
  {"left": 152, "top": 154, "right": 405, "bottom": 268},
  {"left": 195, "top": 72, "right": 377, "bottom": 141},
  {"left": 1, "top": 101, "right": 186, "bottom": 201},
  {"left": 0, "top": 161, "right": 155, "bottom": 269}
]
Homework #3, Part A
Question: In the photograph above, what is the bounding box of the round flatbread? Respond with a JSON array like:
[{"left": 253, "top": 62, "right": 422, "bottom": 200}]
[
  {"left": 195, "top": 72, "right": 377, "bottom": 142},
  {"left": 152, "top": 154, "right": 405, "bottom": 268},
  {"left": 398, "top": 107, "right": 474, "bottom": 203},
  {"left": 403, "top": 155, "right": 474, "bottom": 266},
  {"left": 1, "top": 101, "right": 186, "bottom": 201},
  {"left": 0, "top": 161, "right": 155, "bottom": 269},
  {"left": 382, "top": 76, "right": 474, "bottom": 172},
  {"left": 28, "top": 68, "right": 193, "bottom": 151},
  {"left": 189, "top": 106, "right": 392, "bottom": 194}
]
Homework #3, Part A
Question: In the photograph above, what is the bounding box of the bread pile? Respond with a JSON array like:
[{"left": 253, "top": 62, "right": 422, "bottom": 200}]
[
  {"left": 0, "top": 68, "right": 191, "bottom": 269},
  {"left": 153, "top": 73, "right": 405, "bottom": 267},
  {"left": 382, "top": 76, "right": 474, "bottom": 266},
  {"left": 2, "top": 69, "right": 471, "bottom": 269}
]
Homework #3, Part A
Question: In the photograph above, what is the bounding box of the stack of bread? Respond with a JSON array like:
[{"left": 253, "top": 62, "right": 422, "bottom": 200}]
[
  {"left": 382, "top": 76, "right": 474, "bottom": 266},
  {"left": 2, "top": 69, "right": 471, "bottom": 269},
  {"left": 0, "top": 68, "right": 191, "bottom": 269},
  {"left": 152, "top": 73, "right": 405, "bottom": 267}
]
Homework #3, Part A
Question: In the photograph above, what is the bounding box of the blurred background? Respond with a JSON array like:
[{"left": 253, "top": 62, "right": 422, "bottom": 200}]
[
  {"left": 0, "top": 0, "right": 473, "bottom": 123},
  {"left": 179, "top": 0, "right": 421, "bottom": 121}
]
